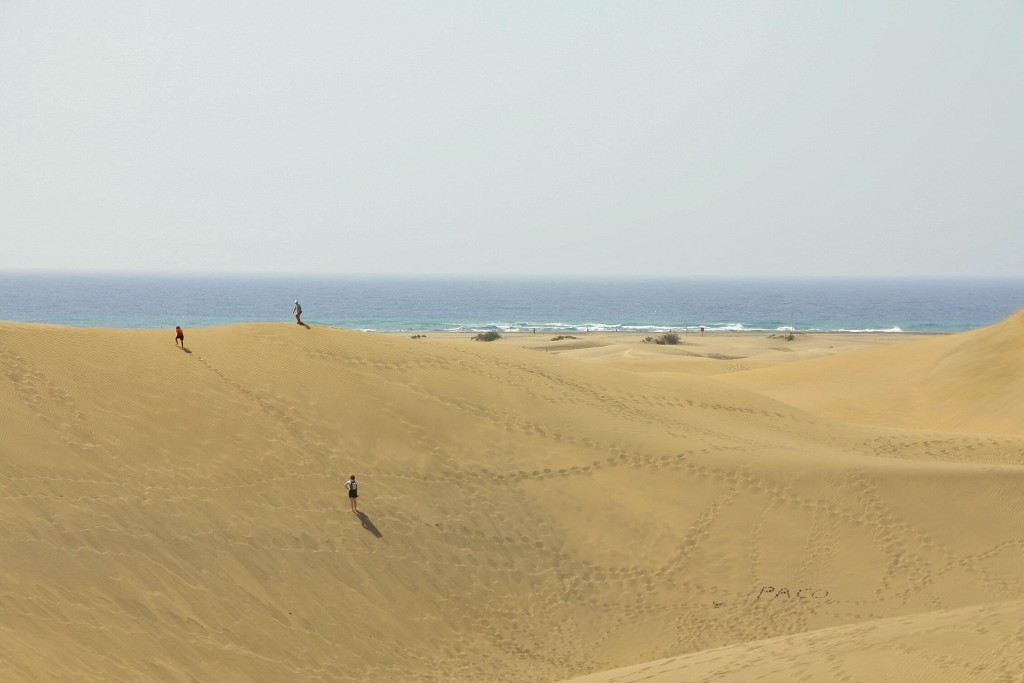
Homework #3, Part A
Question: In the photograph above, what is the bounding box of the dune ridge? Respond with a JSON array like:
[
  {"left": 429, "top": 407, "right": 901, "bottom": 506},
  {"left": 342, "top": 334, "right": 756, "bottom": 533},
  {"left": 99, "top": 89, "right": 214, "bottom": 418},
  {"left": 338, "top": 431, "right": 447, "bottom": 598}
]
[
  {"left": 2, "top": 318, "right": 1023, "bottom": 681},
  {"left": 556, "top": 599, "right": 1024, "bottom": 683},
  {"left": 721, "top": 311, "right": 1024, "bottom": 435}
]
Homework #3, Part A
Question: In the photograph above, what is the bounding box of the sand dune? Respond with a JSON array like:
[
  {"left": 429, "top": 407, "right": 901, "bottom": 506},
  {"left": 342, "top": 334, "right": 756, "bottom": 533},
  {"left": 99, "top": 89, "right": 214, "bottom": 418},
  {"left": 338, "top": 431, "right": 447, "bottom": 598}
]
[
  {"left": 557, "top": 599, "right": 1024, "bottom": 683},
  {"left": 2, "top": 319, "right": 1023, "bottom": 681},
  {"left": 720, "top": 311, "right": 1024, "bottom": 435}
]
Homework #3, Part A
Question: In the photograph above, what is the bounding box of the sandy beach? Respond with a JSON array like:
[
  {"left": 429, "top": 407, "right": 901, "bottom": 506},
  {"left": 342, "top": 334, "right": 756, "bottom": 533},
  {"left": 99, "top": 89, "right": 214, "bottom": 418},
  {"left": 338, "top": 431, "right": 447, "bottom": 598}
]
[{"left": 2, "top": 316, "right": 1023, "bottom": 681}]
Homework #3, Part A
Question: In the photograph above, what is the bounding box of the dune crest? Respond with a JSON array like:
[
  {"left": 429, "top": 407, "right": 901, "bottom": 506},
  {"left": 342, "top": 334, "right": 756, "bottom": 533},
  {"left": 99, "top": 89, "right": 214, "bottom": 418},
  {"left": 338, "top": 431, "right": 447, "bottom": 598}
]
[
  {"left": 722, "top": 310, "right": 1024, "bottom": 435},
  {"left": 556, "top": 599, "right": 1024, "bottom": 683}
]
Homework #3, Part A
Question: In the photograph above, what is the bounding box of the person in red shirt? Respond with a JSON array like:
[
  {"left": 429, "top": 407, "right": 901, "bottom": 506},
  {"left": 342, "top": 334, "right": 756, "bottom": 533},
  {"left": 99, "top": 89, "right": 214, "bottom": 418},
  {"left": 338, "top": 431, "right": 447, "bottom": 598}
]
[{"left": 175, "top": 326, "right": 185, "bottom": 349}]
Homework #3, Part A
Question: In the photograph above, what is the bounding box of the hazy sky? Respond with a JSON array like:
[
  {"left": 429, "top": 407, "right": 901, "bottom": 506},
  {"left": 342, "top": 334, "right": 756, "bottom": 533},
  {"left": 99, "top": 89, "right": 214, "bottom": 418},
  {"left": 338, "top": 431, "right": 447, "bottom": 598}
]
[{"left": 2, "top": 1, "right": 1022, "bottom": 277}]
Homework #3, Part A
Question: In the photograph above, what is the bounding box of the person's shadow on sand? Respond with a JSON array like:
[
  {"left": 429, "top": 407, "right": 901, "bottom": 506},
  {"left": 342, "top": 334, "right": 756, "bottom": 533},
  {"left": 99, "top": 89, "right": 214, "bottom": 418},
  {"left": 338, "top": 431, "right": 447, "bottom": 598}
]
[
  {"left": 356, "top": 511, "right": 382, "bottom": 538},
  {"left": 181, "top": 347, "right": 192, "bottom": 354},
  {"left": 298, "top": 322, "right": 310, "bottom": 329}
]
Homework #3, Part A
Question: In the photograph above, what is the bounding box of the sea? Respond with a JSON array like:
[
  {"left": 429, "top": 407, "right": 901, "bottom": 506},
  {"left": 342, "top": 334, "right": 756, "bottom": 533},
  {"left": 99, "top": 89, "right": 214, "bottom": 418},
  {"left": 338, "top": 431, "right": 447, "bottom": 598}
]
[{"left": 1, "top": 273, "right": 1023, "bottom": 335}]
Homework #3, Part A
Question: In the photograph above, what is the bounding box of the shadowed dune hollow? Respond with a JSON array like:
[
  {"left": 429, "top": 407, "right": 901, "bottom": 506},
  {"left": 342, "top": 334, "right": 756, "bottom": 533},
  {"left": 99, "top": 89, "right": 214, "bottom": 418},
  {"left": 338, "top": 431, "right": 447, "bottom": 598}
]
[{"left": 2, "top": 313, "right": 1024, "bottom": 682}]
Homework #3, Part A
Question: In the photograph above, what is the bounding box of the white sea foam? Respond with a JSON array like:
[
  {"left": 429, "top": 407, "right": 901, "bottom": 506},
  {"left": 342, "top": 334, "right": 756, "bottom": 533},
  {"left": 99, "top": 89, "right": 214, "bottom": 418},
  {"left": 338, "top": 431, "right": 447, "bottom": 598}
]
[
  {"left": 442, "top": 321, "right": 910, "bottom": 335},
  {"left": 833, "top": 327, "right": 904, "bottom": 333}
]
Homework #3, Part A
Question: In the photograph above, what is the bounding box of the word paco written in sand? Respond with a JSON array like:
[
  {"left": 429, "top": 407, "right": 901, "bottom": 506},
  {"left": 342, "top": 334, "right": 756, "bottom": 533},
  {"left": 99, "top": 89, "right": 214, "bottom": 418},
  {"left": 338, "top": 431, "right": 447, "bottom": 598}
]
[{"left": 756, "top": 586, "right": 829, "bottom": 600}]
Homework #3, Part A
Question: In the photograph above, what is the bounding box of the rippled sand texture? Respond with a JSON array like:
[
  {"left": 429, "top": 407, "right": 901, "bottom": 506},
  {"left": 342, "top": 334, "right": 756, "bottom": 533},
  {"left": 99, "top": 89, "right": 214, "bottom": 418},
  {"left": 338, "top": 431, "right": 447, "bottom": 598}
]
[{"left": 1, "top": 315, "right": 1023, "bottom": 682}]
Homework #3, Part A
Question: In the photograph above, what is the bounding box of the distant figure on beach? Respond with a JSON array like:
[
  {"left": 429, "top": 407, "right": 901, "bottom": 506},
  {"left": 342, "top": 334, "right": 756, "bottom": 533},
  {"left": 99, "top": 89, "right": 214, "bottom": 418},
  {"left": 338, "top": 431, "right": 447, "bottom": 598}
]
[
  {"left": 700, "top": 326, "right": 705, "bottom": 336},
  {"left": 175, "top": 326, "right": 184, "bottom": 348},
  {"left": 293, "top": 300, "right": 303, "bottom": 325},
  {"left": 345, "top": 475, "right": 358, "bottom": 511}
]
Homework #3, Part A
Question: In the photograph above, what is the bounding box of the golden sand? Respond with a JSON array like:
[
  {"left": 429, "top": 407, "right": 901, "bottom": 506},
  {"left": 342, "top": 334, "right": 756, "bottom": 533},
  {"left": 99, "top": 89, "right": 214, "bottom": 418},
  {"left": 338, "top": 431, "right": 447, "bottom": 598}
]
[{"left": 1, "top": 315, "right": 1023, "bottom": 681}]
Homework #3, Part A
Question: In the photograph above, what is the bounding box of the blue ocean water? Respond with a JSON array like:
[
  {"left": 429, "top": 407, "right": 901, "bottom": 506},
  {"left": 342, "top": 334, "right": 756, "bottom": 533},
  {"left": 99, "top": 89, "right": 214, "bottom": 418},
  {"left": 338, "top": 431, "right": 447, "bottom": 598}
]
[{"left": 1, "top": 273, "right": 1023, "bottom": 334}]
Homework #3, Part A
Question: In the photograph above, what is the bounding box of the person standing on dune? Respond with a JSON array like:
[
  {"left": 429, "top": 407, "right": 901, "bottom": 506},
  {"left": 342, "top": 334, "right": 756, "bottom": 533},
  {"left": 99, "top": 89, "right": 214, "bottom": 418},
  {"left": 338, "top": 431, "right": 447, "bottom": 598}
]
[
  {"left": 175, "top": 326, "right": 185, "bottom": 348},
  {"left": 293, "top": 300, "right": 303, "bottom": 325},
  {"left": 345, "top": 475, "right": 358, "bottom": 512}
]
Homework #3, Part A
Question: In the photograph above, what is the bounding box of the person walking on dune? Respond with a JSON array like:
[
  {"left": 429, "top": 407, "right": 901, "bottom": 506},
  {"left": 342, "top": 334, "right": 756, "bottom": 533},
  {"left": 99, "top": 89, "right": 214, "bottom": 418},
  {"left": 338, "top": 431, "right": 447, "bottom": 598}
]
[
  {"left": 293, "top": 300, "right": 303, "bottom": 325},
  {"left": 345, "top": 475, "right": 358, "bottom": 512},
  {"left": 175, "top": 325, "right": 185, "bottom": 349}
]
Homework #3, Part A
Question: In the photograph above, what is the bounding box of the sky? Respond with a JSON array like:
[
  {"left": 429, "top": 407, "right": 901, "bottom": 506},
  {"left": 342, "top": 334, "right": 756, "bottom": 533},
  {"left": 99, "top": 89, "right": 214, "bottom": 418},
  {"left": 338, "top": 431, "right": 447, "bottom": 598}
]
[{"left": 1, "top": 1, "right": 1022, "bottom": 278}]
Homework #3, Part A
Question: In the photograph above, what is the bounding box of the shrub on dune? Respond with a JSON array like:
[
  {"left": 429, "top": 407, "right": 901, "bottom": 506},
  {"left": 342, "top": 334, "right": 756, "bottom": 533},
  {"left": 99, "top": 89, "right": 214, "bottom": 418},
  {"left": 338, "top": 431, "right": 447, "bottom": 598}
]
[{"left": 655, "top": 333, "right": 680, "bottom": 345}]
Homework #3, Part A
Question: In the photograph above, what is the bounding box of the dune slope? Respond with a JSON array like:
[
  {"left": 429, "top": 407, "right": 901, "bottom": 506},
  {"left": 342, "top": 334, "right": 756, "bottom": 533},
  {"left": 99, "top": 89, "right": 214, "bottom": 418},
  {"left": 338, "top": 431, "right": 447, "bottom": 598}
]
[
  {"left": 556, "top": 599, "right": 1024, "bottom": 683},
  {"left": 722, "top": 311, "right": 1024, "bottom": 435},
  {"left": 1, "top": 322, "right": 1023, "bottom": 682}
]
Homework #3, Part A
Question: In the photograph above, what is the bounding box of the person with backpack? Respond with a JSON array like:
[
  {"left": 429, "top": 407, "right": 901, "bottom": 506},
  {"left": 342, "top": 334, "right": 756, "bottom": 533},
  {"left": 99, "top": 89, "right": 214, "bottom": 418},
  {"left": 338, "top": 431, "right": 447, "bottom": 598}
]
[{"left": 345, "top": 475, "right": 358, "bottom": 512}]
